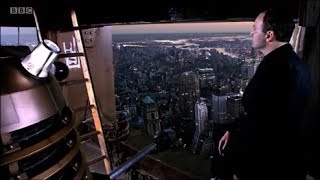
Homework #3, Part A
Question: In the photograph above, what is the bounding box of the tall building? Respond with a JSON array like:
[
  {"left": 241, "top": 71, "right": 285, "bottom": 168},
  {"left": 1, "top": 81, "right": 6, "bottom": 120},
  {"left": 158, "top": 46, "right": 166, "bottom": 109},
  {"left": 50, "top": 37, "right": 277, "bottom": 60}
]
[
  {"left": 124, "top": 104, "right": 137, "bottom": 117},
  {"left": 212, "top": 89, "right": 229, "bottom": 124},
  {"left": 227, "top": 94, "right": 244, "bottom": 122},
  {"left": 240, "top": 79, "right": 250, "bottom": 93},
  {"left": 141, "top": 96, "right": 161, "bottom": 136},
  {"left": 197, "top": 68, "right": 216, "bottom": 88},
  {"left": 241, "top": 61, "right": 259, "bottom": 79},
  {"left": 178, "top": 71, "right": 200, "bottom": 121},
  {"left": 191, "top": 98, "right": 208, "bottom": 153},
  {"left": 116, "top": 109, "right": 132, "bottom": 122}
]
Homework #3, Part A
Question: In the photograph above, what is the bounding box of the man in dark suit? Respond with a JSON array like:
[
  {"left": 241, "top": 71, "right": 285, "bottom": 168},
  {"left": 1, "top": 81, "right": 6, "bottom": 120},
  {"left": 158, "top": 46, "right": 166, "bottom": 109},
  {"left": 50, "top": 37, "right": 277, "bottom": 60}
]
[{"left": 218, "top": 8, "right": 311, "bottom": 180}]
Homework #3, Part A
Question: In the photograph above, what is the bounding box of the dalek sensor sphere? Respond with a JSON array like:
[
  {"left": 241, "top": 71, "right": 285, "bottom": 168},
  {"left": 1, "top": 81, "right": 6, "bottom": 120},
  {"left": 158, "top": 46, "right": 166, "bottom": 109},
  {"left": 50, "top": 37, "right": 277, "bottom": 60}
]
[{"left": 0, "top": 40, "right": 91, "bottom": 180}]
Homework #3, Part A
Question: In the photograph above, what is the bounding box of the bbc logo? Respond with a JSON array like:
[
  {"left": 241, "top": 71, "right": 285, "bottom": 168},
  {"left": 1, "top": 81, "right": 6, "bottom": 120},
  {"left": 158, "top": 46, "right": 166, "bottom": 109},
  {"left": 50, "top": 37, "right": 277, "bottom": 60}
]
[{"left": 10, "top": 7, "right": 33, "bottom": 14}]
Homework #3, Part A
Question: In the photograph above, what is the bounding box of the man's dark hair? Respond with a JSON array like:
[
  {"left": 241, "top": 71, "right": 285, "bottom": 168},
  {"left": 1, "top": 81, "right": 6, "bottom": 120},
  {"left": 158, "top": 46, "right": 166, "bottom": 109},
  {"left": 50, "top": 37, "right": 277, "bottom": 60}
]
[{"left": 262, "top": 8, "right": 295, "bottom": 42}]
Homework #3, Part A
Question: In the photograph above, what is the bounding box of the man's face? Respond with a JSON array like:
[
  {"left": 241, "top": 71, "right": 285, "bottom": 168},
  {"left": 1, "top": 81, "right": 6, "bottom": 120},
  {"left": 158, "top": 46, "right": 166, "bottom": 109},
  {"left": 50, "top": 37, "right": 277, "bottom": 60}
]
[{"left": 251, "top": 12, "right": 267, "bottom": 50}]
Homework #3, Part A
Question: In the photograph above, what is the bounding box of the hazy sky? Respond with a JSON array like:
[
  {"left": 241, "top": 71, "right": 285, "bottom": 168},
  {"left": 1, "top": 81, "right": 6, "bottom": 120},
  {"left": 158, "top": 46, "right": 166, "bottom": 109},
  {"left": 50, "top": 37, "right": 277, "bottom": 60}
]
[
  {"left": 1, "top": 21, "right": 253, "bottom": 35},
  {"left": 111, "top": 22, "right": 253, "bottom": 34},
  {"left": 0, "top": 27, "right": 37, "bottom": 35}
]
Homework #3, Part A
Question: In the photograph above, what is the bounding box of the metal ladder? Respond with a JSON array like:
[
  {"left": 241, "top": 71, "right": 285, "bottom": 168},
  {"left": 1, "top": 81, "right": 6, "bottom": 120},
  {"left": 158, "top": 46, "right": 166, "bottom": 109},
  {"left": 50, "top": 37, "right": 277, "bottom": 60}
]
[{"left": 57, "top": 9, "right": 112, "bottom": 174}]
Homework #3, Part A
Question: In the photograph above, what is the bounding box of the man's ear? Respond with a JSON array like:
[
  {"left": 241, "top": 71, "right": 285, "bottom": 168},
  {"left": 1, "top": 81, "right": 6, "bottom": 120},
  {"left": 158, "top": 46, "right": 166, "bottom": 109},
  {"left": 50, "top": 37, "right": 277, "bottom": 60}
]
[
  {"left": 266, "top": 34, "right": 270, "bottom": 39},
  {"left": 266, "top": 31, "right": 275, "bottom": 42}
]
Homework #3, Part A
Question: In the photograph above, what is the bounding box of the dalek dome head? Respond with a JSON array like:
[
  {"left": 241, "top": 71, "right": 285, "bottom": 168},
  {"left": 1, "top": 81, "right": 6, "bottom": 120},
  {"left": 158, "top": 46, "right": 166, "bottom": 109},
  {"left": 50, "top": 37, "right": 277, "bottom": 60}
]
[{"left": 0, "top": 40, "right": 67, "bottom": 134}]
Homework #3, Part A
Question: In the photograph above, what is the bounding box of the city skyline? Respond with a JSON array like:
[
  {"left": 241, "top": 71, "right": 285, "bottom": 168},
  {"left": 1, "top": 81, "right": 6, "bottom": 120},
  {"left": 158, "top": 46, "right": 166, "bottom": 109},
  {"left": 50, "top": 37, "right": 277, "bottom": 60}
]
[{"left": 112, "top": 22, "right": 253, "bottom": 34}]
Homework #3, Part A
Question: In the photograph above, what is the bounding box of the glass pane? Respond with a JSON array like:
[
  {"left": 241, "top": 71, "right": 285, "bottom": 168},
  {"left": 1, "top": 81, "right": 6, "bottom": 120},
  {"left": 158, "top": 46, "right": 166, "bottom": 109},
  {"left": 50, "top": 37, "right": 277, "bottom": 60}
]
[
  {"left": 1, "top": 27, "right": 38, "bottom": 51},
  {"left": 1, "top": 27, "right": 18, "bottom": 45},
  {"left": 19, "top": 27, "right": 38, "bottom": 50}
]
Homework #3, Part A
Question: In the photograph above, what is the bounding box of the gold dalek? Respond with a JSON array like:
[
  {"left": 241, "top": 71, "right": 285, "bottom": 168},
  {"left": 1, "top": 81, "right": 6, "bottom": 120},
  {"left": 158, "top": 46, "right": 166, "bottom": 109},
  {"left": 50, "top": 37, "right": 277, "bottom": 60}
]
[{"left": 0, "top": 40, "right": 91, "bottom": 180}]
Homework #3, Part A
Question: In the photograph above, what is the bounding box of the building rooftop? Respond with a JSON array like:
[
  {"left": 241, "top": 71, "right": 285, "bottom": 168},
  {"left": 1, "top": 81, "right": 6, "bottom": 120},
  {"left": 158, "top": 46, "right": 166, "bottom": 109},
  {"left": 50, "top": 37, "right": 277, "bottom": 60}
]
[{"left": 142, "top": 96, "right": 156, "bottom": 104}]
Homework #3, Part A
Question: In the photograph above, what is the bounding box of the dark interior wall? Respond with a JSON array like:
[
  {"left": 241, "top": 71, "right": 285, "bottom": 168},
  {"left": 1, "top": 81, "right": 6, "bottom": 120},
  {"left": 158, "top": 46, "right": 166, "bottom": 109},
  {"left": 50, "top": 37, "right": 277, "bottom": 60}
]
[
  {"left": 1, "top": 0, "right": 301, "bottom": 27},
  {"left": 299, "top": 0, "right": 320, "bottom": 178}
]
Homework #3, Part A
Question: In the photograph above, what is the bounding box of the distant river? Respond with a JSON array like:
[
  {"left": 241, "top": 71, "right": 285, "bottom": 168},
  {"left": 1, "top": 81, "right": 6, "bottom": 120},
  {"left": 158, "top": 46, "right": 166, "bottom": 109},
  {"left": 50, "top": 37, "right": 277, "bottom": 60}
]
[{"left": 215, "top": 48, "right": 238, "bottom": 58}]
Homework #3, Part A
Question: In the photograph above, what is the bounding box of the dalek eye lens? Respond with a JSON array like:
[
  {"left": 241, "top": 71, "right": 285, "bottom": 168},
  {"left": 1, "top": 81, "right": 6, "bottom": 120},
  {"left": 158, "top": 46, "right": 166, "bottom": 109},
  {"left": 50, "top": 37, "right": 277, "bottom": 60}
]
[
  {"left": 43, "top": 39, "right": 61, "bottom": 53},
  {"left": 61, "top": 107, "right": 72, "bottom": 124}
]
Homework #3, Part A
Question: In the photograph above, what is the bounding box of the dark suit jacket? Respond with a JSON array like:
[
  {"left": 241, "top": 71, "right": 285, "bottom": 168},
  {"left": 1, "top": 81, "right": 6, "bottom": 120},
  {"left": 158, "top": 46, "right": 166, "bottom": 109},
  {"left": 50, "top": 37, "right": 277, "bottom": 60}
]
[{"left": 240, "top": 44, "right": 311, "bottom": 179}]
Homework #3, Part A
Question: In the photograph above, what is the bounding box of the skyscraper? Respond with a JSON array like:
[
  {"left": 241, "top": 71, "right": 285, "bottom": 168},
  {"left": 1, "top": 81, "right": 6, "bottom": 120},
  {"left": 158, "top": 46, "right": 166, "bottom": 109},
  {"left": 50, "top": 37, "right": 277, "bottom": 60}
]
[
  {"left": 241, "top": 61, "right": 259, "bottom": 79},
  {"left": 141, "top": 96, "right": 161, "bottom": 136},
  {"left": 191, "top": 98, "right": 208, "bottom": 153},
  {"left": 212, "top": 89, "right": 229, "bottom": 124},
  {"left": 197, "top": 68, "right": 216, "bottom": 88},
  {"left": 178, "top": 71, "right": 200, "bottom": 121},
  {"left": 227, "top": 94, "right": 244, "bottom": 122}
]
